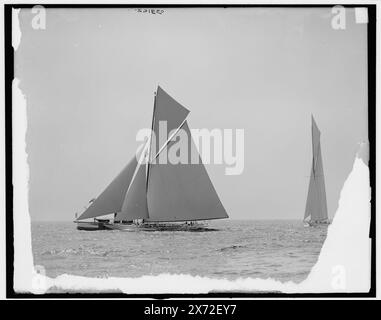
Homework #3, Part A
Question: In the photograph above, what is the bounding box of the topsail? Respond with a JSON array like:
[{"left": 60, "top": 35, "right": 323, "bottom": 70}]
[
  {"left": 150, "top": 86, "right": 190, "bottom": 162},
  {"left": 304, "top": 115, "right": 328, "bottom": 223}
]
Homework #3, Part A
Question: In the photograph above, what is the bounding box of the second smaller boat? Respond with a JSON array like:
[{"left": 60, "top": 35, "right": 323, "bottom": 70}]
[{"left": 303, "top": 115, "right": 330, "bottom": 227}]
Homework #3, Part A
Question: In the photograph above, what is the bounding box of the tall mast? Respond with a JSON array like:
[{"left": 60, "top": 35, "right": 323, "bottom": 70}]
[{"left": 146, "top": 89, "right": 157, "bottom": 192}]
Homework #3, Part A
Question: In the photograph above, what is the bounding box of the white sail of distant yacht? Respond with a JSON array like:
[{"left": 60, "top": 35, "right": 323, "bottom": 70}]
[
  {"left": 75, "top": 86, "right": 228, "bottom": 230},
  {"left": 304, "top": 115, "right": 329, "bottom": 226}
]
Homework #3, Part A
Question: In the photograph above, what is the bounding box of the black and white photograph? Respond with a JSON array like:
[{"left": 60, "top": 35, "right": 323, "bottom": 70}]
[{"left": 1, "top": 1, "right": 377, "bottom": 301}]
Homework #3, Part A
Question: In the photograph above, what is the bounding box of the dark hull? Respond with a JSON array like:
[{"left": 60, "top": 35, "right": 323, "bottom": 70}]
[
  {"left": 75, "top": 221, "right": 108, "bottom": 231},
  {"left": 137, "top": 222, "right": 217, "bottom": 232},
  {"left": 75, "top": 221, "right": 217, "bottom": 232},
  {"left": 104, "top": 222, "right": 134, "bottom": 231}
]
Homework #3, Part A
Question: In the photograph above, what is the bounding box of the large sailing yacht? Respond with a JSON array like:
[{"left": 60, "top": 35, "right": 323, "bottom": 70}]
[{"left": 75, "top": 86, "right": 229, "bottom": 231}]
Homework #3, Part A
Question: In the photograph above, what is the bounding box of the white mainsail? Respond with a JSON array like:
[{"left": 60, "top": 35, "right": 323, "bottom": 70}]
[
  {"left": 146, "top": 121, "right": 229, "bottom": 222},
  {"left": 304, "top": 115, "right": 328, "bottom": 222}
]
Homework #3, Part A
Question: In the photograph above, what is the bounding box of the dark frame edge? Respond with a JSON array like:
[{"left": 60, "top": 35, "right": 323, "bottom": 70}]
[{"left": 4, "top": 3, "right": 15, "bottom": 299}]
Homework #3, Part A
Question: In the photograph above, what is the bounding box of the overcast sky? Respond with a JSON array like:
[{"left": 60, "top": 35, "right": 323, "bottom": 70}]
[{"left": 16, "top": 7, "right": 368, "bottom": 221}]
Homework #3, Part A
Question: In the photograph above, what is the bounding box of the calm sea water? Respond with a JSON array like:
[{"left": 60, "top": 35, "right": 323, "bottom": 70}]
[{"left": 31, "top": 220, "right": 327, "bottom": 283}]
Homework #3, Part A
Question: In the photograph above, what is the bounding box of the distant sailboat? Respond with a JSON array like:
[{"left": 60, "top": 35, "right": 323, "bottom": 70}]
[
  {"left": 75, "top": 86, "right": 229, "bottom": 231},
  {"left": 304, "top": 115, "right": 329, "bottom": 227}
]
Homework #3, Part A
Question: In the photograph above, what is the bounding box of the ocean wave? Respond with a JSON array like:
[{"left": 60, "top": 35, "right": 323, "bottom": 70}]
[
  {"left": 218, "top": 244, "right": 247, "bottom": 252},
  {"left": 41, "top": 247, "right": 123, "bottom": 257}
]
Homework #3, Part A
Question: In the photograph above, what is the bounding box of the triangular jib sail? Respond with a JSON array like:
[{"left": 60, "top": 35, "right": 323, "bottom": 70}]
[
  {"left": 76, "top": 153, "right": 139, "bottom": 220},
  {"left": 304, "top": 115, "right": 328, "bottom": 222},
  {"left": 115, "top": 162, "right": 150, "bottom": 221}
]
